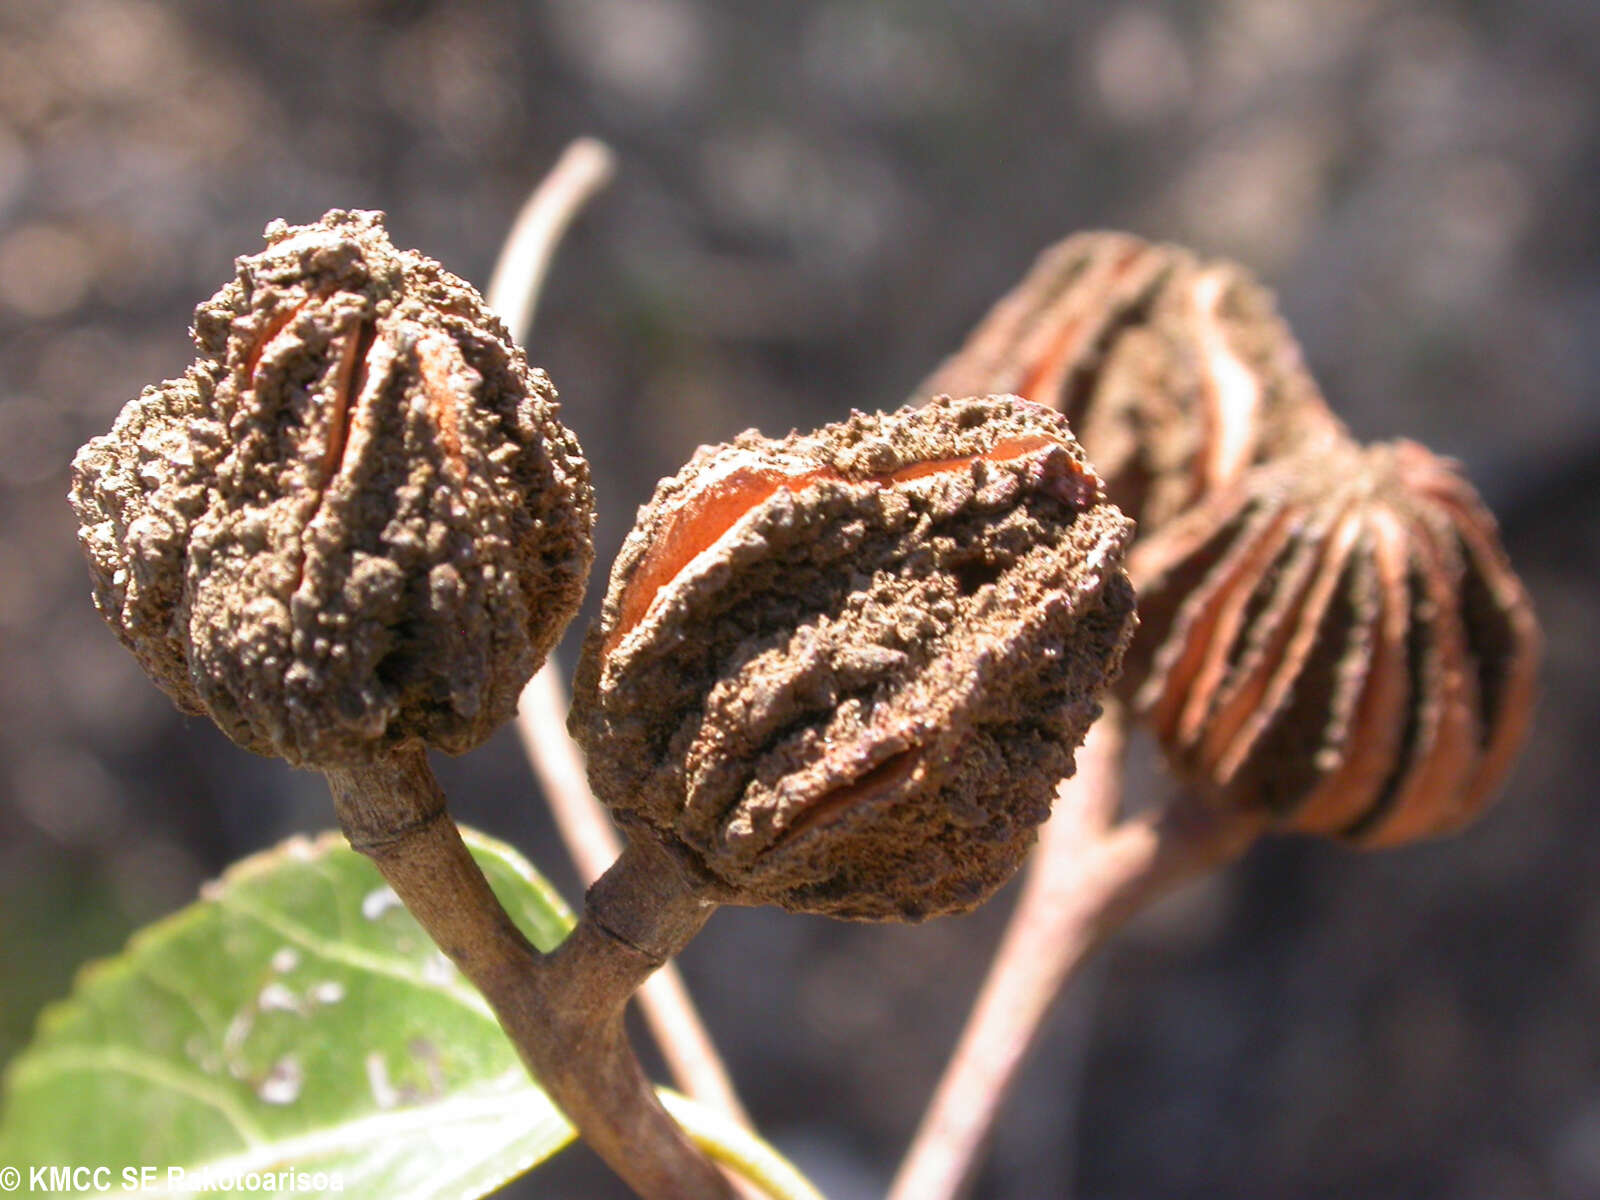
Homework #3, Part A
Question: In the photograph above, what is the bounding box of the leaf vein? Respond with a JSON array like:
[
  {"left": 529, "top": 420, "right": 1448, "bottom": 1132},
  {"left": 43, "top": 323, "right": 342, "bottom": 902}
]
[
  {"left": 11, "top": 1045, "right": 268, "bottom": 1146},
  {"left": 135, "top": 959, "right": 225, "bottom": 1040},
  {"left": 107, "top": 1072, "right": 567, "bottom": 1198},
  {"left": 222, "top": 894, "right": 495, "bottom": 1021}
]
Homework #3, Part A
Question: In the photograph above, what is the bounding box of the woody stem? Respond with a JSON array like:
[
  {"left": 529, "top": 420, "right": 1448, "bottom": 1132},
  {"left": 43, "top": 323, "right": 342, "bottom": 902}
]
[
  {"left": 517, "top": 664, "right": 754, "bottom": 1130},
  {"left": 887, "top": 707, "right": 1263, "bottom": 1200},
  {"left": 326, "top": 744, "right": 736, "bottom": 1200}
]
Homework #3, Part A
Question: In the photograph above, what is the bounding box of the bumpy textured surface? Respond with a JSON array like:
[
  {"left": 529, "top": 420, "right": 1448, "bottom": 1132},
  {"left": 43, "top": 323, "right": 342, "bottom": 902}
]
[
  {"left": 571, "top": 396, "right": 1136, "bottom": 920},
  {"left": 1126, "top": 439, "right": 1540, "bottom": 846},
  {"left": 917, "top": 231, "right": 1346, "bottom": 532},
  {"left": 70, "top": 210, "right": 594, "bottom": 767}
]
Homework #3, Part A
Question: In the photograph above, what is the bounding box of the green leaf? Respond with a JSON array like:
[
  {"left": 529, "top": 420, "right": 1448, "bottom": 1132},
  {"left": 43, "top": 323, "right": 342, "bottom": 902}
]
[
  {"left": 0, "top": 829, "right": 579, "bottom": 1199},
  {"left": 0, "top": 829, "right": 827, "bottom": 1200}
]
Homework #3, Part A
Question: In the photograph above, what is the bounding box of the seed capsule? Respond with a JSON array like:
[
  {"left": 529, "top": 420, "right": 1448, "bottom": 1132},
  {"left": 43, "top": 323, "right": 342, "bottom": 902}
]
[
  {"left": 1126, "top": 440, "right": 1539, "bottom": 846},
  {"left": 917, "top": 231, "right": 1345, "bottom": 531},
  {"left": 70, "top": 210, "right": 595, "bottom": 767},
  {"left": 570, "top": 396, "right": 1136, "bottom": 920}
]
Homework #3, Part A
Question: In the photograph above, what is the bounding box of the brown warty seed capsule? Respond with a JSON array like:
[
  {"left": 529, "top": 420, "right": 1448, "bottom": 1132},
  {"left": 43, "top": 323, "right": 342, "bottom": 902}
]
[
  {"left": 570, "top": 396, "right": 1137, "bottom": 920},
  {"left": 917, "top": 231, "right": 1347, "bottom": 532},
  {"left": 70, "top": 210, "right": 594, "bottom": 767},
  {"left": 1125, "top": 439, "right": 1539, "bottom": 846}
]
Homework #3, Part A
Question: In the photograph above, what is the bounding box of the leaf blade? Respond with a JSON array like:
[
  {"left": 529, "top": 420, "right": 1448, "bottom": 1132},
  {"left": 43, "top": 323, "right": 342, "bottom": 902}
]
[{"left": 0, "top": 829, "right": 576, "bottom": 1199}]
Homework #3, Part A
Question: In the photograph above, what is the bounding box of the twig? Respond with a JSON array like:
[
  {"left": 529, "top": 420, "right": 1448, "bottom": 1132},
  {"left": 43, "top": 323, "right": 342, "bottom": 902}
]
[
  {"left": 518, "top": 668, "right": 754, "bottom": 1126},
  {"left": 487, "top": 137, "right": 616, "bottom": 346},
  {"left": 489, "top": 139, "right": 754, "bottom": 1127},
  {"left": 326, "top": 745, "right": 736, "bottom": 1200},
  {"left": 887, "top": 705, "right": 1264, "bottom": 1200}
]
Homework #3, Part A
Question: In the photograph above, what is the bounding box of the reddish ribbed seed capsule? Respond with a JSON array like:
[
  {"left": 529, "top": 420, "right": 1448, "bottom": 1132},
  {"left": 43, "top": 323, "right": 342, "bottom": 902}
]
[
  {"left": 570, "top": 396, "right": 1137, "bottom": 920},
  {"left": 1126, "top": 439, "right": 1540, "bottom": 846},
  {"left": 916, "top": 231, "right": 1346, "bottom": 532}
]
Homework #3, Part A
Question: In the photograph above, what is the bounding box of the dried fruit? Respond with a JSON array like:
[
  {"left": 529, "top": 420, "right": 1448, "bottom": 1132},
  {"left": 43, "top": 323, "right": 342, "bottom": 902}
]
[
  {"left": 570, "top": 395, "right": 1137, "bottom": 920},
  {"left": 917, "top": 231, "right": 1346, "bottom": 531},
  {"left": 917, "top": 230, "right": 1540, "bottom": 846},
  {"left": 1126, "top": 439, "right": 1539, "bottom": 846},
  {"left": 70, "top": 210, "right": 594, "bottom": 767}
]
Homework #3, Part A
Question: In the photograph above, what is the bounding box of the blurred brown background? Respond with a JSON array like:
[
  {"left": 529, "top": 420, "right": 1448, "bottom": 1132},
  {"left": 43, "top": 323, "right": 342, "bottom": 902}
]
[{"left": 1, "top": 1, "right": 1595, "bottom": 1197}]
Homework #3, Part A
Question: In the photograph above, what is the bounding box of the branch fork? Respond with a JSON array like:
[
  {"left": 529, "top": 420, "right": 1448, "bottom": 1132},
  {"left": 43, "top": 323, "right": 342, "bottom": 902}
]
[{"left": 328, "top": 744, "right": 738, "bottom": 1200}]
